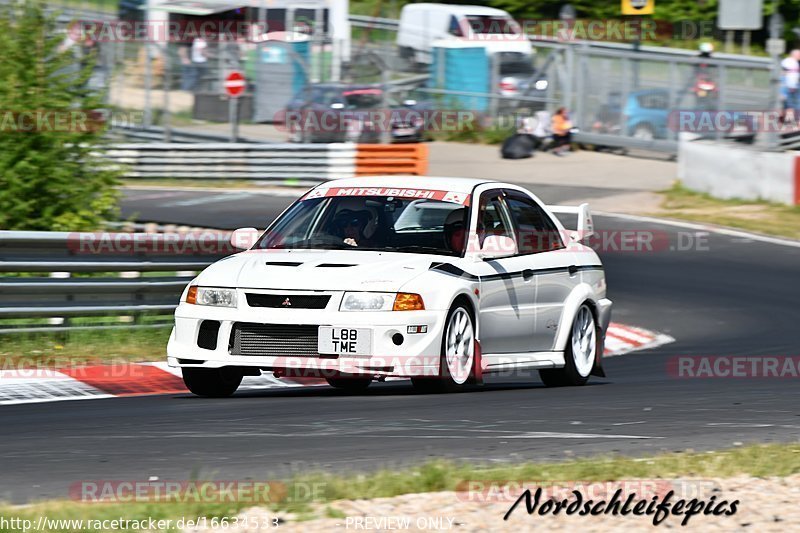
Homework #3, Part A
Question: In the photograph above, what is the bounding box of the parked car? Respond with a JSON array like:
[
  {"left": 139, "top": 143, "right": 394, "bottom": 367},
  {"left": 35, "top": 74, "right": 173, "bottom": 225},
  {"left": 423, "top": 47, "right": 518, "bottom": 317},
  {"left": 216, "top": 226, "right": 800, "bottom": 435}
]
[
  {"left": 388, "top": 97, "right": 434, "bottom": 143},
  {"left": 624, "top": 89, "right": 671, "bottom": 140},
  {"left": 168, "top": 176, "right": 611, "bottom": 396},
  {"left": 285, "top": 84, "right": 384, "bottom": 144},
  {"left": 397, "top": 3, "right": 531, "bottom": 65},
  {"left": 496, "top": 52, "right": 549, "bottom": 111},
  {"left": 286, "top": 84, "right": 434, "bottom": 144},
  {"left": 591, "top": 89, "right": 670, "bottom": 141}
]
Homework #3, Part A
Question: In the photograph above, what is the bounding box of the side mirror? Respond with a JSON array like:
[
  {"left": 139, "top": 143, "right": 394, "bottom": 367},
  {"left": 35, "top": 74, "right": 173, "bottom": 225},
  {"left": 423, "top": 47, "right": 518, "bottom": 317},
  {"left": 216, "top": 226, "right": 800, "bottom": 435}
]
[
  {"left": 230, "top": 227, "right": 259, "bottom": 250},
  {"left": 476, "top": 235, "right": 517, "bottom": 260}
]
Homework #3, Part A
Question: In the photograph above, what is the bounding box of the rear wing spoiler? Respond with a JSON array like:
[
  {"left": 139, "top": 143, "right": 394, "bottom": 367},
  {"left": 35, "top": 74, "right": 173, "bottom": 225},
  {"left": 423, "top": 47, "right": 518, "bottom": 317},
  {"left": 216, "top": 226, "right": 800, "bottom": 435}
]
[{"left": 547, "top": 203, "right": 595, "bottom": 242}]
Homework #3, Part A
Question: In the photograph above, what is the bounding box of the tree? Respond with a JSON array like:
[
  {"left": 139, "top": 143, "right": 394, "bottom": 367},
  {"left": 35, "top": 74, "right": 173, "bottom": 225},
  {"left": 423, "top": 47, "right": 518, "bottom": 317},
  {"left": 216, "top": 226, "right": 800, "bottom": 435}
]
[{"left": 0, "top": 1, "right": 120, "bottom": 231}]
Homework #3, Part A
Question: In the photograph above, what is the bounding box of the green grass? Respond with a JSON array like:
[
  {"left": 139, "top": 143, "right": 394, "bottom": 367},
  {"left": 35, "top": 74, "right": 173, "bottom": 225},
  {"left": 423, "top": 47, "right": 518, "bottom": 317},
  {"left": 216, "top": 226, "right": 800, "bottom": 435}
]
[
  {"left": 656, "top": 183, "right": 800, "bottom": 241},
  {"left": 0, "top": 321, "right": 172, "bottom": 366},
  {"left": 53, "top": 0, "right": 117, "bottom": 14},
  {"left": 432, "top": 122, "right": 515, "bottom": 145},
  {"left": 2, "top": 443, "right": 800, "bottom": 531}
]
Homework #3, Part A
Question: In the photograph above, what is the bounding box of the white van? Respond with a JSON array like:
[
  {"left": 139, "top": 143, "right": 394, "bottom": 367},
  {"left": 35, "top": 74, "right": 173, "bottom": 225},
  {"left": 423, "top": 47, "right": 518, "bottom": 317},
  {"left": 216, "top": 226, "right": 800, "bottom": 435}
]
[{"left": 397, "top": 3, "right": 531, "bottom": 64}]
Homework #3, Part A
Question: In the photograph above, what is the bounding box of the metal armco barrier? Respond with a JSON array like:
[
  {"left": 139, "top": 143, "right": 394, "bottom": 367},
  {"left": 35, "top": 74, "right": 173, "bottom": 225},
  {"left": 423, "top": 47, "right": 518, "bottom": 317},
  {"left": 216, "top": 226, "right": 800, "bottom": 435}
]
[
  {"left": 104, "top": 143, "right": 430, "bottom": 182},
  {"left": 0, "top": 231, "right": 233, "bottom": 332}
]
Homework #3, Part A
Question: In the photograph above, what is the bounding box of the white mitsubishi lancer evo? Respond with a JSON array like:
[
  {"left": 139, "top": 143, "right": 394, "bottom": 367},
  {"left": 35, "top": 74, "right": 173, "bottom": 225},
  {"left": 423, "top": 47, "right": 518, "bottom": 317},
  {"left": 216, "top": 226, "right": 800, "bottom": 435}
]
[{"left": 167, "top": 176, "right": 612, "bottom": 396}]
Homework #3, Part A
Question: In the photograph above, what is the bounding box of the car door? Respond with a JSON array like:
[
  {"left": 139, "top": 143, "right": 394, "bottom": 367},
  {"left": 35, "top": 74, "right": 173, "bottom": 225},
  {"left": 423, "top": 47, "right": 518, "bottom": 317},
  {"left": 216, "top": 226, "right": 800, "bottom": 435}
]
[
  {"left": 503, "top": 189, "right": 578, "bottom": 352},
  {"left": 471, "top": 189, "right": 536, "bottom": 356}
]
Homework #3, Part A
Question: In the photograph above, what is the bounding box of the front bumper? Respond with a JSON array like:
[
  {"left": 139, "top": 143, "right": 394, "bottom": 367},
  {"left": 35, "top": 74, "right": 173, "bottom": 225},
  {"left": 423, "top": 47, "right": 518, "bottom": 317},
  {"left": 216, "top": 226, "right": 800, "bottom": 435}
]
[{"left": 167, "top": 295, "right": 446, "bottom": 378}]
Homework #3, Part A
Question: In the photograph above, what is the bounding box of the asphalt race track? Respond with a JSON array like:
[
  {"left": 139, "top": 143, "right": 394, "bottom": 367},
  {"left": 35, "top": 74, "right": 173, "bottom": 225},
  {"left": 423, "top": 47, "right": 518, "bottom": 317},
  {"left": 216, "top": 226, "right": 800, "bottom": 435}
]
[
  {"left": 118, "top": 184, "right": 630, "bottom": 230},
  {"left": 1, "top": 186, "right": 799, "bottom": 503}
]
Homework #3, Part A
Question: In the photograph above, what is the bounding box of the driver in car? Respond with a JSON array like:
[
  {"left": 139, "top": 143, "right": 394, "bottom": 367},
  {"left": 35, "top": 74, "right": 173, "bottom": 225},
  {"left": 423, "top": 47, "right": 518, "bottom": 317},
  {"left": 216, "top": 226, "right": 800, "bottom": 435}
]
[{"left": 334, "top": 209, "right": 373, "bottom": 247}]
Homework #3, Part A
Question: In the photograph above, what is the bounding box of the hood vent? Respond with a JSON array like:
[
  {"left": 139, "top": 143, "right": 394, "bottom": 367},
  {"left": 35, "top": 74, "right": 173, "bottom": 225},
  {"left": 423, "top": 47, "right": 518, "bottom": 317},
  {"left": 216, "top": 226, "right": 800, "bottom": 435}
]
[
  {"left": 265, "top": 261, "right": 303, "bottom": 267},
  {"left": 317, "top": 263, "right": 356, "bottom": 268}
]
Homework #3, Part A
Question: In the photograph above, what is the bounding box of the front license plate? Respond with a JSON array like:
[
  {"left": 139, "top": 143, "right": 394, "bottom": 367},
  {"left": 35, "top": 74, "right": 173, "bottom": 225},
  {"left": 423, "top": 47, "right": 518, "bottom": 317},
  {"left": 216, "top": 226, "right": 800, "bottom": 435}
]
[
  {"left": 394, "top": 128, "right": 416, "bottom": 136},
  {"left": 318, "top": 327, "right": 372, "bottom": 356}
]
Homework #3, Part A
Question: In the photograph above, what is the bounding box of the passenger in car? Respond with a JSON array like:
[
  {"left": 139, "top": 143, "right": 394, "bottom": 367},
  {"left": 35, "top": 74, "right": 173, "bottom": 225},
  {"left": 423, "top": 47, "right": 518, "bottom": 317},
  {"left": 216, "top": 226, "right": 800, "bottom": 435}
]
[{"left": 443, "top": 208, "right": 467, "bottom": 255}]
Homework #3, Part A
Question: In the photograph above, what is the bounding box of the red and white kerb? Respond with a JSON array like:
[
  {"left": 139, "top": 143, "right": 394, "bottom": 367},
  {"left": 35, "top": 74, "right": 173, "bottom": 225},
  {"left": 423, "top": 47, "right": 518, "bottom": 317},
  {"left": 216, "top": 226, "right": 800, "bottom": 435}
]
[{"left": 303, "top": 187, "right": 471, "bottom": 205}]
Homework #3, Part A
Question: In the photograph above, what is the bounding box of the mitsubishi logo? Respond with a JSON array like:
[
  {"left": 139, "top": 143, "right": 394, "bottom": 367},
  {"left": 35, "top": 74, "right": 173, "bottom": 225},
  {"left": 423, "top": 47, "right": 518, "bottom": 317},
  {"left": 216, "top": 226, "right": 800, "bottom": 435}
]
[{"left": 281, "top": 298, "right": 292, "bottom": 307}]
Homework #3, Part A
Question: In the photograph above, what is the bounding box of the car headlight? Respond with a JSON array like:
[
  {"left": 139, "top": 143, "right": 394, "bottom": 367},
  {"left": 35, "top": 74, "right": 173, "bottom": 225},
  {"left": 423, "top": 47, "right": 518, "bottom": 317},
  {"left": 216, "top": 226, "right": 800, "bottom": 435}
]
[
  {"left": 340, "top": 292, "right": 395, "bottom": 311},
  {"left": 534, "top": 79, "right": 548, "bottom": 91},
  {"left": 340, "top": 292, "right": 425, "bottom": 312},
  {"left": 185, "top": 286, "right": 237, "bottom": 308}
]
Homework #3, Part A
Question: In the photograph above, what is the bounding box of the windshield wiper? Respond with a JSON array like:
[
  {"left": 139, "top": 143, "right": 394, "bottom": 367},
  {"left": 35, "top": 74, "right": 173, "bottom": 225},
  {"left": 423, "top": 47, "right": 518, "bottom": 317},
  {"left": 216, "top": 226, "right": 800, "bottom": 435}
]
[
  {"left": 382, "top": 245, "right": 452, "bottom": 255},
  {"left": 274, "top": 239, "right": 353, "bottom": 250}
]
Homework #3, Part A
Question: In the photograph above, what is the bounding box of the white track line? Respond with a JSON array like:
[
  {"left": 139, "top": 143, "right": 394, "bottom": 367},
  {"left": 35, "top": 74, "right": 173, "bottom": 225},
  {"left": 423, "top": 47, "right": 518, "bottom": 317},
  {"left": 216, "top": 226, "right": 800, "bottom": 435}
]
[
  {"left": 597, "top": 211, "right": 800, "bottom": 249},
  {"left": 0, "top": 371, "right": 111, "bottom": 405}
]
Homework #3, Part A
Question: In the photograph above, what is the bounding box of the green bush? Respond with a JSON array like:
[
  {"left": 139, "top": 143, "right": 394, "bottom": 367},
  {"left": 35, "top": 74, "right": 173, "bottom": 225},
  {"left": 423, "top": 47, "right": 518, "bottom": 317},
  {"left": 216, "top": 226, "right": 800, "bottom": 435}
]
[{"left": 0, "top": 1, "right": 120, "bottom": 231}]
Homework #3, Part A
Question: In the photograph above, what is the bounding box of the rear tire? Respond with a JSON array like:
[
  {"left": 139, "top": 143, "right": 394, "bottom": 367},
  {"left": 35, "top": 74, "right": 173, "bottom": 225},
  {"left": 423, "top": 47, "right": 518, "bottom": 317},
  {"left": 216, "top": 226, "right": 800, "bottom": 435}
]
[
  {"left": 412, "top": 303, "right": 475, "bottom": 393},
  {"left": 539, "top": 304, "right": 597, "bottom": 387},
  {"left": 326, "top": 374, "right": 372, "bottom": 391},
  {"left": 182, "top": 367, "right": 243, "bottom": 397}
]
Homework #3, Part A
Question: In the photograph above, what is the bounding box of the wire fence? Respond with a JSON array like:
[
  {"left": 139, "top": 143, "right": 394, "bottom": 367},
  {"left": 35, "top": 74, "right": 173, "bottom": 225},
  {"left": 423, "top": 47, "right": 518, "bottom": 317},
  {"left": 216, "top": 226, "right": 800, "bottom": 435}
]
[{"left": 39, "top": 6, "right": 783, "bottom": 151}]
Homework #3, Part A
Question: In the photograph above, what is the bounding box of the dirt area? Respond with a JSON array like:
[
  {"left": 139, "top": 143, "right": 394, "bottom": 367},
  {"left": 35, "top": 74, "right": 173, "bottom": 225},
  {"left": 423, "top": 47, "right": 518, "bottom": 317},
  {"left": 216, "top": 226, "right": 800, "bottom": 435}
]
[{"left": 187, "top": 474, "right": 800, "bottom": 532}]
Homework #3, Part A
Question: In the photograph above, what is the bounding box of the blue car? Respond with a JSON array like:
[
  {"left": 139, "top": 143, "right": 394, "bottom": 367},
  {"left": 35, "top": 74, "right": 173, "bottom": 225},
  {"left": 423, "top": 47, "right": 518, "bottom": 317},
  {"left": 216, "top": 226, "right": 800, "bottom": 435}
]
[
  {"left": 624, "top": 89, "right": 671, "bottom": 140},
  {"left": 592, "top": 89, "right": 671, "bottom": 141}
]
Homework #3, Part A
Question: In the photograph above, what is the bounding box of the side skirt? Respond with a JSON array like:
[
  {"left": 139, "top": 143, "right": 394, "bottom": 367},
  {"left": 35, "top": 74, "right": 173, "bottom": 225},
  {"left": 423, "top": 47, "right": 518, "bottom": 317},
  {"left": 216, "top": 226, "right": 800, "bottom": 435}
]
[{"left": 481, "top": 351, "right": 565, "bottom": 374}]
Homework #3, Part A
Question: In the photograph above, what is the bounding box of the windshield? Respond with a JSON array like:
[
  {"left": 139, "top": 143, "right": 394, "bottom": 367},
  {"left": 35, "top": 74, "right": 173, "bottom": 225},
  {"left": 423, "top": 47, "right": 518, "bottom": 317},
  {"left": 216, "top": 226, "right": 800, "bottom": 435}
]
[
  {"left": 499, "top": 60, "right": 534, "bottom": 76},
  {"left": 343, "top": 89, "right": 383, "bottom": 109},
  {"left": 466, "top": 15, "right": 520, "bottom": 35},
  {"left": 256, "top": 194, "right": 470, "bottom": 256}
]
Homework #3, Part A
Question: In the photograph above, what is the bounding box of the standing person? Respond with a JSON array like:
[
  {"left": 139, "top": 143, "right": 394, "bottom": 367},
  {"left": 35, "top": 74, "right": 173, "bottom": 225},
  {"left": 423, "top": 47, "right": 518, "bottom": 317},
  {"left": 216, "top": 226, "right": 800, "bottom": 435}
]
[
  {"left": 190, "top": 36, "right": 208, "bottom": 92},
  {"left": 781, "top": 49, "right": 800, "bottom": 122},
  {"left": 178, "top": 41, "right": 193, "bottom": 91},
  {"left": 550, "top": 107, "right": 573, "bottom": 156}
]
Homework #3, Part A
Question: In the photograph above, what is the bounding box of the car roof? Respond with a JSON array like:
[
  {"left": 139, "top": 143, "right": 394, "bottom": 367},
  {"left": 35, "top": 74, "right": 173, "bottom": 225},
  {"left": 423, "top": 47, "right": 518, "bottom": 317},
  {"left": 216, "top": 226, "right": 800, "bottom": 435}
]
[
  {"left": 317, "top": 175, "right": 492, "bottom": 194},
  {"left": 405, "top": 4, "right": 511, "bottom": 17},
  {"left": 310, "top": 83, "right": 382, "bottom": 91}
]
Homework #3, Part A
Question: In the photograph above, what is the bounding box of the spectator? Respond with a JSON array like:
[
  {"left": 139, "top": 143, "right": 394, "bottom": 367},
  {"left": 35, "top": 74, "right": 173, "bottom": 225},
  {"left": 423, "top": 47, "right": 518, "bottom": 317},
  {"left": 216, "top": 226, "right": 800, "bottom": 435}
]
[
  {"left": 550, "top": 107, "right": 573, "bottom": 156},
  {"left": 191, "top": 37, "right": 208, "bottom": 91},
  {"left": 178, "top": 42, "right": 193, "bottom": 91},
  {"left": 781, "top": 49, "right": 800, "bottom": 121}
]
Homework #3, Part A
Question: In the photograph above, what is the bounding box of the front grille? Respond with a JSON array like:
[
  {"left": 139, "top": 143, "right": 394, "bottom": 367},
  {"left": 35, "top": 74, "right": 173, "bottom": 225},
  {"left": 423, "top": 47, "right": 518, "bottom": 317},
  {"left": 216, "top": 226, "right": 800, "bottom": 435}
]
[
  {"left": 229, "top": 323, "right": 318, "bottom": 357},
  {"left": 246, "top": 293, "right": 331, "bottom": 309}
]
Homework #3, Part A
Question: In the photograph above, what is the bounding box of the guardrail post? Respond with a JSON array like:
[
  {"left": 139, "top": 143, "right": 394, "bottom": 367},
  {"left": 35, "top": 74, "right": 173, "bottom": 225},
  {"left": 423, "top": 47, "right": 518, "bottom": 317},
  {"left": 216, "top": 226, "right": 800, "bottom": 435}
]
[
  {"left": 668, "top": 61, "right": 678, "bottom": 141},
  {"left": 48, "top": 272, "right": 70, "bottom": 329},
  {"left": 716, "top": 64, "right": 727, "bottom": 142}
]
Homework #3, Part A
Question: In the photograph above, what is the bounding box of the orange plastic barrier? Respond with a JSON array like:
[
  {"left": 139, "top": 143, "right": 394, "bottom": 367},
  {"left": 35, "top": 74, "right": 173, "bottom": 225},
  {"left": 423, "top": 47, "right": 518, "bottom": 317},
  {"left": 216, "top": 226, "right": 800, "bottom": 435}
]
[{"left": 355, "top": 143, "right": 428, "bottom": 176}]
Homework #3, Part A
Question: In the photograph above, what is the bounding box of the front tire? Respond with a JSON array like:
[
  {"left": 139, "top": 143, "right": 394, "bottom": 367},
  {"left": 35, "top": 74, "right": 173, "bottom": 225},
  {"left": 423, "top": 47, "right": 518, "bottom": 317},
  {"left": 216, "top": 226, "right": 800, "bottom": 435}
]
[
  {"left": 539, "top": 304, "right": 597, "bottom": 387},
  {"left": 412, "top": 304, "right": 475, "bottom": 393},
  {"left": 182, "top": 367, "right": 243, "bottom": 397}
]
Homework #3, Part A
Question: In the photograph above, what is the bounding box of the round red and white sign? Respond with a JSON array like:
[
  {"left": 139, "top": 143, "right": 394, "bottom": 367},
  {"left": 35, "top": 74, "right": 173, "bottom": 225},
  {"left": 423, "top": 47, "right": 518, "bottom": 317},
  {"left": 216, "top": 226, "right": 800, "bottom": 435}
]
[{"left": 224, "top": 71, "right": 246, "bottom": 98}]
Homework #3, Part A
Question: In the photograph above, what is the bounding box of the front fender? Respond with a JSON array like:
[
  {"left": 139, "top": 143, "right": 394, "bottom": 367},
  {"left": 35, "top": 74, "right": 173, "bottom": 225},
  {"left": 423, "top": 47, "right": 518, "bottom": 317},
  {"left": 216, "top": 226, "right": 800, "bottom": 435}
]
[{"left": 399, "top": 268, "right": 479, "bottom": 332}]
